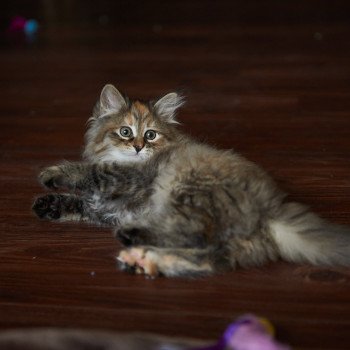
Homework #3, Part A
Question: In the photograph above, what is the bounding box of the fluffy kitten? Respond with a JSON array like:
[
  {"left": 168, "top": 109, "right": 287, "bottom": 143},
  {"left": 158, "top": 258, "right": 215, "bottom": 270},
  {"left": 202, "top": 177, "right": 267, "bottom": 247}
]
[{"left": 32, "top": 84, "right": 350, "bottom": 278}]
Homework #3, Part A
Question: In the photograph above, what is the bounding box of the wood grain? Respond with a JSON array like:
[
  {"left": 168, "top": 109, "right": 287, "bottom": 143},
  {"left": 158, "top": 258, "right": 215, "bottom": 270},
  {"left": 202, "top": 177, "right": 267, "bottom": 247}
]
[{"left": 0, "top": 1, "right": 350, "bottom": 349}]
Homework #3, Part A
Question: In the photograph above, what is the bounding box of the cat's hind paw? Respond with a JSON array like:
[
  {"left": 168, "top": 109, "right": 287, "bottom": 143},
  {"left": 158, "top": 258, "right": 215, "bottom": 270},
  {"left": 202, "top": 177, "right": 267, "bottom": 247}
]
[
  {"left": 32, "top": 194, "right": 62, "bottom": 220},
  {"left": 116, "top": 248, "right": 159, "bottom": 278}
]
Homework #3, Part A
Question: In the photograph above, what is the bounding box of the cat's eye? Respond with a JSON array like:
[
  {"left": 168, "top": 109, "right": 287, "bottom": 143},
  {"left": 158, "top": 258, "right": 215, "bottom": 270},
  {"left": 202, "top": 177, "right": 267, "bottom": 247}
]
[
  {"left": 144, "top": 130, "right": 157, "bottom": 141},
  {"left": 120, "top": 126, "right": 133, "bottom": 138}
]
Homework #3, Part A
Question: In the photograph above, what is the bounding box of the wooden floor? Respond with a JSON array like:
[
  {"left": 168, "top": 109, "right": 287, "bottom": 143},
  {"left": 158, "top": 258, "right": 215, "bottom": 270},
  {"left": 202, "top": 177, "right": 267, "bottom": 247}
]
[{"left": 1, "top": 1, "right": 350, "bottom": 349}]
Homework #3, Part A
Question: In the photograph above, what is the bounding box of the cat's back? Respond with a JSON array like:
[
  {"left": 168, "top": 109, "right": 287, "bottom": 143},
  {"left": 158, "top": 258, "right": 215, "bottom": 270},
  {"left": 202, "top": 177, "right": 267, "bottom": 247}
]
[
  {"left": 151, "top": 139, "right": 260, "bottom": 191},
  {"left": 151, "top": 140, "right": 284, "bottom": 214},
  {"left": 166, "top": 140, "right": 259, "bottom": 184}
]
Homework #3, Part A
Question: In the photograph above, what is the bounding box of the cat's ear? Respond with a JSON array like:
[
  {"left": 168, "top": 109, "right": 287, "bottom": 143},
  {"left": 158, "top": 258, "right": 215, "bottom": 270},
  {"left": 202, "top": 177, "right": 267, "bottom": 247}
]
[
  {"left": 99, "top": 84, "right": 127, "bottom": 116},
  {"left": 153, "top": 92, "right": 185, "bottom": 124}
]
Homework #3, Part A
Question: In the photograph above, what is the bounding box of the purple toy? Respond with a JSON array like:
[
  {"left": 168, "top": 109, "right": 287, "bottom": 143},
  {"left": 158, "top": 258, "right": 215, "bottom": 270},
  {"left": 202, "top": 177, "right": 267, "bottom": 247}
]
[{"left": 194, "top": 315, "right": 290, "bottom": 350}]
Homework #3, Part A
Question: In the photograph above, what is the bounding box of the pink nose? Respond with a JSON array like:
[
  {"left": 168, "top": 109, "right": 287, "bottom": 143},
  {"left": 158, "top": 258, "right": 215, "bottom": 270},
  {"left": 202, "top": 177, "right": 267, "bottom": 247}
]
[{"left": 134, "top": 145, "right": 143, "bottom": 153}]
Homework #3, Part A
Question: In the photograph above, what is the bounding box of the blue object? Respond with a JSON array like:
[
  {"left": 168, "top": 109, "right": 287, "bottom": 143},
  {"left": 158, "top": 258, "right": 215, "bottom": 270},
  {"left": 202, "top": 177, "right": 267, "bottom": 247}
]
[{"left": 24, "top": 19, "right": 39, "bottom": 35}]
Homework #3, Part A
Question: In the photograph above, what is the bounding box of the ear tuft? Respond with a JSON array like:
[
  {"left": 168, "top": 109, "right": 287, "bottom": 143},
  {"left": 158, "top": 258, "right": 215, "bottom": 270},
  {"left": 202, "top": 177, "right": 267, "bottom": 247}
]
[
  {"left": 99, "top": 84, "right": 127, "bottom": 116},
  {"left": 153, "top": 92, "right": 185, "bottom": 124}
]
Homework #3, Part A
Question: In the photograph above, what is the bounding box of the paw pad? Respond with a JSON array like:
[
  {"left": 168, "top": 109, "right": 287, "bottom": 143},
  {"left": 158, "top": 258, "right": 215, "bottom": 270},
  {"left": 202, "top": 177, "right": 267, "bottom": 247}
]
[{"left": 32, "top": 195, "right": 61, "bottom": 220}]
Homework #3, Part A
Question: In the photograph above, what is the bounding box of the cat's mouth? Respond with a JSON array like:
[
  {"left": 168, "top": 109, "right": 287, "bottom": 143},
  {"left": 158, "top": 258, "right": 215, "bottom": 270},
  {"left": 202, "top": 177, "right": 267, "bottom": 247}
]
[
  {"left": 133, "top": 152, "right": 149, "bottom": 160},
  {"left": 133, "top": 152, "right": 146, "bottom": 157},
  {"left": 94, "top": 147, "right": 150, "bottom": 163},
  {"left": 123, "top": 149, "right": 150, "bottom": 162}
]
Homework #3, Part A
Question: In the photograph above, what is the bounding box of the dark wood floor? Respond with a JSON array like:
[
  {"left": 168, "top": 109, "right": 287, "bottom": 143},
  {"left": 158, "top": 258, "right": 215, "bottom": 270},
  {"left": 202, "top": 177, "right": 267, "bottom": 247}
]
[{"left": 1, "top": 1, "right": 350, "bottom": 349}]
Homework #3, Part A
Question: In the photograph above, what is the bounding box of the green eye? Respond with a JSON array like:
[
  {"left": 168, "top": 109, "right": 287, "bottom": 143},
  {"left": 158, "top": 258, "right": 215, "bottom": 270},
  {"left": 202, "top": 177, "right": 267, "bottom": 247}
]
[
  {"left": 145, "top": 130, "right": 157, "bottom": 140},
  {"left": 120, "top": 126, "right": 133, "bottom": 138}
]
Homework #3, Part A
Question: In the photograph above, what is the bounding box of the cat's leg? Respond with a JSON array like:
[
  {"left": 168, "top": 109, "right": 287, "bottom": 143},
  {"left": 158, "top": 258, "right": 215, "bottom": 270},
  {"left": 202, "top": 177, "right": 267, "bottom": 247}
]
[
  {"left": 38, "top": 163, "right": 92, "bottom": 191},
  {"left": 114, "top": 191, "right": 215, "bottom": 248},
  {"left": 116, "top": 234, "right": 280, "bottom": 278},
  {"left": 116, "top": 246, "right": 228, "bottom": 278},
  {"left": 38, "top": 162, "right": 154, "bottom": 198},
  {"left": 32, "top": 193, "right": 90, "bottom": 222},
  {"left": 115, "top": 223, "right": 210, "bottom": 248},
  {"left": 115, "top": 200, "right": 215, "bottom": 248},
  {"left": 115, "top": 181, "right": 260, "bottom": 249}
]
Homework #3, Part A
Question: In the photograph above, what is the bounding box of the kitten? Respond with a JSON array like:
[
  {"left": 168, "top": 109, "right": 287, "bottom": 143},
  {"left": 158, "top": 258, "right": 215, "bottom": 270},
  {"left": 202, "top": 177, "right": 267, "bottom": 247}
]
[{"left": 32, "top": 84, "right": 350, "bottom": 278}]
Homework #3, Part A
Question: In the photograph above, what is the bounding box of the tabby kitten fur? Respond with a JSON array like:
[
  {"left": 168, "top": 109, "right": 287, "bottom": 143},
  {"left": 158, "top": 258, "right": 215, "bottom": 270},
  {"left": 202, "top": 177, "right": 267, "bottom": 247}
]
[{"left": 32, "top": 84, "right": 350, "bottom": 278}]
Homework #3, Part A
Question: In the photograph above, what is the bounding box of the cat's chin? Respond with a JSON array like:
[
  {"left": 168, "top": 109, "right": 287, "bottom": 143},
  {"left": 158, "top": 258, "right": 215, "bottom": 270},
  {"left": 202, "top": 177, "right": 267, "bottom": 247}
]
[{"left": 97, "top": 150, "right": 151, "bottom": 164}]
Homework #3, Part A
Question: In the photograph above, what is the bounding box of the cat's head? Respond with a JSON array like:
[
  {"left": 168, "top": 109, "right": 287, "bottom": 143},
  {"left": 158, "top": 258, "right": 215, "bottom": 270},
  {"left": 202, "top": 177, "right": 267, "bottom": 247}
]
[{"left": 83, "top": 84, "right": 185, "bottom": 163}]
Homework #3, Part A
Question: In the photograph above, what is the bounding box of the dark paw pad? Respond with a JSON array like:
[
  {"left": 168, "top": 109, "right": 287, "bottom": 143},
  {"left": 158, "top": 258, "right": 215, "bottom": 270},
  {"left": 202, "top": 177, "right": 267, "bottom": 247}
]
[{"left": 32, "top": 195, "right": 62, "bottom": 220}]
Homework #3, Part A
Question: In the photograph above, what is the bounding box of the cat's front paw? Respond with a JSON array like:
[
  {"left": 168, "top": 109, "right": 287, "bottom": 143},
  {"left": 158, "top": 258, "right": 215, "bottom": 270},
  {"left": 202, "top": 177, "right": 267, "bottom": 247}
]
[
  {"left": 39, "top": 166, "right": 68, "bottom": 190},
  {"left": 116, "top": 247, "right": 159, "bottom": 278},
  {"left": 32, "top": 194, "right": 62, "bottom": 220}
]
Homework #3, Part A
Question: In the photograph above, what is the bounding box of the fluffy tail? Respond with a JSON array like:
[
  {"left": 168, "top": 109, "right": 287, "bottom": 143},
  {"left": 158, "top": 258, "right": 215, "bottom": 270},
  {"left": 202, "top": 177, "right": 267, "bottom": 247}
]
[{"left": 269, "top": 202, "right": 350, "bottom": 266}]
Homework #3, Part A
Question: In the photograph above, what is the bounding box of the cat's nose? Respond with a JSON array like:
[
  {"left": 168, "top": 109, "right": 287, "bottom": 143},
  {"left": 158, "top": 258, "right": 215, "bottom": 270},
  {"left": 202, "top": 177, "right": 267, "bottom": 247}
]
[{"left": 133, "top": 145, "right": 143, "bottom": 153}]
